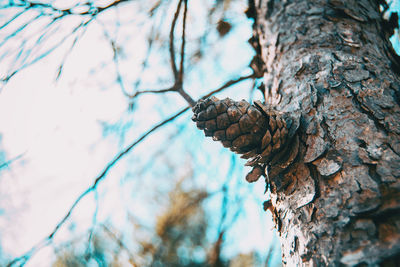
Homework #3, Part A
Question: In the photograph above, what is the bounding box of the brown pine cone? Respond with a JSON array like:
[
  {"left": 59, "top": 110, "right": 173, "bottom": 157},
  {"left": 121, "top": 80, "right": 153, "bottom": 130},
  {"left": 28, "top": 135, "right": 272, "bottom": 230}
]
[{"left": 192, "top": 96, "right": 297, "bottom": 182}]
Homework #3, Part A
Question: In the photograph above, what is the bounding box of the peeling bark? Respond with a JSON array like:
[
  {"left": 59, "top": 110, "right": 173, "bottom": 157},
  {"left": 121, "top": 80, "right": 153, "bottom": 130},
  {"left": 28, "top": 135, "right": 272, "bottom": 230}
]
[{"left": 251, "top": 0, "right": 400, "bottom": 265}]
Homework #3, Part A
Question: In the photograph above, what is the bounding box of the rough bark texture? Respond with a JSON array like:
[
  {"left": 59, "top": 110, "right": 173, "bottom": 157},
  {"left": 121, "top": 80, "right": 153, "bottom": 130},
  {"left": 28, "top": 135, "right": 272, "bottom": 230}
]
[{"left": 250, "top": 0, "right": 400, "bottom": 265}]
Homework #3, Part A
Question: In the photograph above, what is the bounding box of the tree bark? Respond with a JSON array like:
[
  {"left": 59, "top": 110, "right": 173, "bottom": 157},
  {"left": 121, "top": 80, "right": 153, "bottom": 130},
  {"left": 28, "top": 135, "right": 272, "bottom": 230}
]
[{"left": 251, "top": 0, "right": 400, "bottom": 265}]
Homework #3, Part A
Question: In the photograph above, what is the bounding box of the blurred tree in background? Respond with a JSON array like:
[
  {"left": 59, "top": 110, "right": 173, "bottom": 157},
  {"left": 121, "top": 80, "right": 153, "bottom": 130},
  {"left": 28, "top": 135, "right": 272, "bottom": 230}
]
[{"left": 51, "top": 178, "right": 271, "bottom": 267}]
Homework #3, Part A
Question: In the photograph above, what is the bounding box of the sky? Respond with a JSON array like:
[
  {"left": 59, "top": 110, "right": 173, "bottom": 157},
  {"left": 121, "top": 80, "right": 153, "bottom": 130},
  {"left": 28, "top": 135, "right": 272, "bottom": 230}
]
[{"left": 0, "top": 0, "right": 399, "bottom": 266}]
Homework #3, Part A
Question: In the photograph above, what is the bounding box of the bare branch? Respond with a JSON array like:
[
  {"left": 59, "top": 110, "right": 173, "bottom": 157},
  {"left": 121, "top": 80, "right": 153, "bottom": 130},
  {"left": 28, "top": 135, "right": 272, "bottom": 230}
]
[
  {"left": 169, "top": 0, "right": 183, "bottom": 81},
  {"left": 264, "top": 241, "right": 275, "bottom": 267},
  {"left": 99, "top": 21, "right": 130, "bottom": 97},
  {"left": 136, "top": 0, "right": 194, "bottom": 107},
  {"left": 0, "top": 13, "right": 41, "bottom": 49},
  {"left": 0, "top": 9, "right": 26, "bottom": 30},
  {"left": 2, "top": 18, "right": 93, "bottom": 83},
  {"left": 85, "top": 190, "right": 99, "bottom": 258},
  {"left": 0, "top": 153, "right": 25, "bottom": 170},
  {"left": 56, "top": 24, "right": 89, "bottom": 80},
  {"left": 131, "top": 73, "right": 254, "bottom": 107},
  {"left": 101, "top": 224, "right": 138, "bottom": 266},
  {"left": 177, "top": 88, "right": 196, "bottom": 107},
  {"left": 175, "top": 0, "right": 196, "bottom": 107},
  {"left": 178, "top": 0, "right": 188, "bottom": 84},
  {"left": 203, "top": 73, "right": 256, "bottom": 99},
  {"left": 131, "top": 86, "right": 177, "bottom": 98},
  {"left": 131, "top": 12, "right": 162, "bottom": 95},
  {"left": 96, "top": 0, "right": 131, "bottom": 15},
  {"left": 6, "top": 0, "right": 130, "bottom": 17},
  {"left": 129, "top": 84, "right": 195, "bottom": 107},
  {"left": 208, "top": 231, "right": 225, "bottom": 266},
  {"left": 0, "top": 0, "right": 131, "bottom": 85},
  {"left": 98, "top": 0, "right": 195, "bottom": 106}
]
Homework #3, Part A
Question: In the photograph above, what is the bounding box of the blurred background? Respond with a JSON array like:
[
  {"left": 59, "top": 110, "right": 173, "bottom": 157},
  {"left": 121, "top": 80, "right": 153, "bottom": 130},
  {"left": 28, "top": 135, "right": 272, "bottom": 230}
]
[{"left": 0, "top": 0, "right": 398, "bottom": 266}]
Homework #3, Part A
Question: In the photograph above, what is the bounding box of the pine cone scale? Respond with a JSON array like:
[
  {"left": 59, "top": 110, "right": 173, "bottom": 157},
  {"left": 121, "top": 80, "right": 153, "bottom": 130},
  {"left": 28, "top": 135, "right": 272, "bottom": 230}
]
[
  {"left": 215, "top": 101, "right": 228, "bottom": 114},
  {"left": 206, "top": 105, "right": 218, "bottom": 119},
  {"left": 226, "top": 123, "right": 241, "bottom": 140},
  {"left": 239, "top": 114, "right": 254, "bottom": 133},
  {"left": 197, "top": 111, "right": 208, "bottom": 121},
  {"left": 216, "top": 113, "right": 230, "bottom": 129},
  {"left": 205, "top": 120, "right": 217, "bottom": 132},
  {"left": 247, "top": 106, "right": 262, "bottom": 121},
  {"left": 227, "top": 106, "right": 242, "bottom": 123}
]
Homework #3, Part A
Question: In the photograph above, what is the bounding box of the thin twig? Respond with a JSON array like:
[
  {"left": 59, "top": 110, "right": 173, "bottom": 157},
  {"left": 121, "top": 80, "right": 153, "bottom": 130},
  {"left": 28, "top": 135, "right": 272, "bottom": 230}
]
[
  {"left": 2, "top": 18, "right": 93, "bottom": 83},
  {"left": 129, "top": 0, "right": 196, "bottom": 106},
  {"left": 177, "top": 88, "right": 196, "bottom": 107},
  {"left": 203, "top": 73, "right": 256, "bottom": 99},
  {"left": 131, "top": 86, "right": 177, "bottom": 98},
  {"left": 0, "top": 153, "right": 25, "bottom": 170},
  {"left": 1, "top": 0, "right": 129, "bottom": 84},
  {"left": 14, "top": 0, "right": 130, "bottom": 17},
  {"left": 100, "top": 22, "right": 129, "bottom": 97},
  {"left": 129, "top": 84, "right": 194, "bottom": 107},
  {"left": 0, "top": 9, "right": 26, "bottom": 30},
  {"left": 209, "top": 156, "right": 236, "bottom": 265},
  {"left": 264, "top": 240, "right": 275, "bottom": 267},
  {"left": 178, "top": 0, "right": 188, "bottom": 84},
  {"left": 217, "top": 156, "right": 237, "bottom": 233},
  {"left": 132, "top": 10, "right": 163, "bottom": 93},
  {"left": 175, "top": 0, "right": 196, "bottom": 107},
  {"left": 85, "top": 190, "right": 99, "bottom": 257},
  {"left": 102, "top": 224, "right": 138, "bottom": 266},
  {"left": 0, "top": 14, "right": 41, "bottom": 49},
  {"left": 56, "top": 22, "right": 89, "bottom": 80},
  {"left": 133, "top": 71, "right": 254, "bottom": 108},
  {"left": 96, "top": 0, "right": 130, "bottom": 15},
  {"left": 129, "top": 0, "right": 195, "bottom": 106},
  {"left": 169, "top": 0, "right": 183, "bottom": 81}
]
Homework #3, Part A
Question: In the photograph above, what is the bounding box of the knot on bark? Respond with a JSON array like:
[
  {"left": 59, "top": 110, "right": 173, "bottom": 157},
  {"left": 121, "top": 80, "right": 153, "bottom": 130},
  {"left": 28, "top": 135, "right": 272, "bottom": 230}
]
[{"left": 192, "top": 96, "right": 299, "bottom": 183}]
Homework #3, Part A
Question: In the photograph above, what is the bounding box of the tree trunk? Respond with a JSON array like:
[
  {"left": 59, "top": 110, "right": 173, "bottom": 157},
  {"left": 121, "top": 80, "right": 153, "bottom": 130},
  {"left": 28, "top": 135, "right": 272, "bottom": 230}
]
[{"left": 251, "top": 0, "right": 400, "bottom": 265}]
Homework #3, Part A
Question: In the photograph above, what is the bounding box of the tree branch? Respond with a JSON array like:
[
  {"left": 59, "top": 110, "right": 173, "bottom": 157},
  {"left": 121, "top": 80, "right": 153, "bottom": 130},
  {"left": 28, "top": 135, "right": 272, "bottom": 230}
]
[
  {"left": 176, "top": 0, "right": 196, "bottom": 107},
  {"left": 0, "top": 153, "right": 25, "bottom": 170},
  {"left": 85, "top": 190, "right": 99, "bottom": 258},
  {"left": 169, "top": 0, "right": 183, "bottom": 81},
  {"left": 101, "top": 224, "right": 138, "bottom": 265},
  {"left": 178, "top": 0, "right": 188, "bottom": 84},
  {"left": 203, "top": 73, "right": 256, "bottom": 99},
  {"left": 131, "top": 86, "right": 177, "bottom": 98},
  {"left": 7, "top": 0, "right": 130, "bottom": 17},
  {"left": 167, "top": 0, "right": 195, "bottom": 107},
  {"left": 0, "top": 0, "right": 130, "bottom": 85}
]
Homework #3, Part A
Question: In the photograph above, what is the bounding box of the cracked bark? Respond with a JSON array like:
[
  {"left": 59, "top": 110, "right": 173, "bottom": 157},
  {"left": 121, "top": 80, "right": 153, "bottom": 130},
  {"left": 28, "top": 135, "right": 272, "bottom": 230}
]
[{"left": 251, "top": 0, "right": 400, "bottom": 266}]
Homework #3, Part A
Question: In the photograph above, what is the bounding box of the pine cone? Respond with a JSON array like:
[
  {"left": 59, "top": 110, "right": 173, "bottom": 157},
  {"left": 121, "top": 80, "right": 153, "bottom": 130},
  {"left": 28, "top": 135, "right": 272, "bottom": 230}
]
[{"left": 192, "top": 96, "right": 297, "bottom": 182}]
